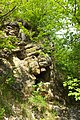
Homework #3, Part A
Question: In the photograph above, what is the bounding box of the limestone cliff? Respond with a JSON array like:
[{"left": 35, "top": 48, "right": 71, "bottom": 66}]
[
  {"left": 0, "top": 41, "right": 52, "bottom": 96},
  {"left": 0, "top": 21, "right": 80, "bottom": 120}
]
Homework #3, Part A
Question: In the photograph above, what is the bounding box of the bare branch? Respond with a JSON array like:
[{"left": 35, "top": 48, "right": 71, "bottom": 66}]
[
  {"left": 54, "top": 0, "right": 66, "bottom": 10},
  {"left": 74, "top": 0, "right": 77, "bottom": 15},
  {"left": 0, "top": 6, "right": 16, "bottom": 19}
]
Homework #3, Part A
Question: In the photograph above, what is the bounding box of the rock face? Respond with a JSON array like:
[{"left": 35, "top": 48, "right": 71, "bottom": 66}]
[
  {"left": 0, "top": 41, "right": 52, "bottom": 96},
  {"left": 0, "top": 21, "right": 53, "bottom": 102},
  {"left": 1, "top": 21, "right": 80, "bottom": 120}
]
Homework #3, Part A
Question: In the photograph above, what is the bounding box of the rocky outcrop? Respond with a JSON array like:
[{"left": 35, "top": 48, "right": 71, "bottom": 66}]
[
  {"left": 1, "top": 21, "right": 80, "bottom": 120},
  {"left": 0, "top": 21, "right": 54, "bottom": 106},
  {"left": 0, "top": 41, "right": 52, "bottom": 96}
]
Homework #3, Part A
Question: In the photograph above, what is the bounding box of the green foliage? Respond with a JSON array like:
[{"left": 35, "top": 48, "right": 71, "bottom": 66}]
[
  {"left": 55, "top": 29, "right": 80, "bottom": 101},
  {"left": 0, "top": 108, "right": 5, "bottom": 119},
  {"left": 29, "top": 92, "right": 47, "bottom": 108},
  {"left": 0, "top": 2, "right": 80, "bottom": 119},
  {"left": 18, "top": 22, "right": 35, "bottom": 40},
  {"left": 63, "top": 77, "right": 80, "bottom": 101},
  {"left": 0, "top": 32, "right": 18, "bottom": 49},
  {"left": 29, "top": 83, "right": 47, "bottom": 108},
  {"left": 0, "top": 70, "right": 15, "bottom": 118}
]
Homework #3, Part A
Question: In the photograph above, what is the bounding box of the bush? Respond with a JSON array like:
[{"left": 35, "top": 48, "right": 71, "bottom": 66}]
[{"left": 63, "top": 77, "right": 80, "bottom": 101}]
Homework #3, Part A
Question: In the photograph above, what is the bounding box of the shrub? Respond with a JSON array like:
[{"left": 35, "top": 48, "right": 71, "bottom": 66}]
[{"left": 63, "top": 77, "right": 80, "bottom": 101}]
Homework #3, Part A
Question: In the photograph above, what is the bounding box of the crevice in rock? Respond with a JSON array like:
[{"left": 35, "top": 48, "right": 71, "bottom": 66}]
[
  {"left": 35, "top": 67, "right": 50, "bottom": 85},
  {"left": 14, "top": 50, "right": 26, "bottom": 60}
]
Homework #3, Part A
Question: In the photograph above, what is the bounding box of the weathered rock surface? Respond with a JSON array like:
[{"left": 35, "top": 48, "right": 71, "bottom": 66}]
[
  {"left": 0, "top": 42, "right": 52, "bottom": 96},
  {"left": 1, "top": 21, "right": 80, "bottom": 120}
]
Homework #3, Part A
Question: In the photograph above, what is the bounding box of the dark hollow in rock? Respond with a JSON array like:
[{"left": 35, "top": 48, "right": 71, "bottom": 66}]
[
  {"left": 15, "top": 50, "right": 26, "bottom": 60},
  {"left": 35, "top": 67, "right": 50, "bottom": 85}
]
